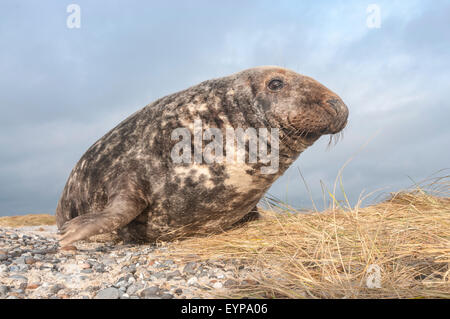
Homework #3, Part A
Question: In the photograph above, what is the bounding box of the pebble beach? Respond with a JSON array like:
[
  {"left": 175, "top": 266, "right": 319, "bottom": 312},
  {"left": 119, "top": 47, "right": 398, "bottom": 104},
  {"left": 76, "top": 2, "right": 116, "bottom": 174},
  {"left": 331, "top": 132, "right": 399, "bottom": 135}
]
[{"left": 0, "top": 226, "right": 254, "bottom": 299}]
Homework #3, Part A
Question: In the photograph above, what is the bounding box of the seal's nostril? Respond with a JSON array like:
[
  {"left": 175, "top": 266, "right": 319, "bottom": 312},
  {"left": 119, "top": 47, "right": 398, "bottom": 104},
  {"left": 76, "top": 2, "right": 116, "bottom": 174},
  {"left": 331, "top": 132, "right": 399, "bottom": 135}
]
[{"left": 327, "top": 99, "right": 342, "bottom": 114}]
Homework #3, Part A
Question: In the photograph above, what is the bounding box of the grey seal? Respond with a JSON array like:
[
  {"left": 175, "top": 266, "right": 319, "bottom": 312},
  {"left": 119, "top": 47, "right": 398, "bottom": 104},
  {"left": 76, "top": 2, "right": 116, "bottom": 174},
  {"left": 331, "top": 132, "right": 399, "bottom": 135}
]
[{"left": 56, "top": 66, "right": 348, "bottom": 247}]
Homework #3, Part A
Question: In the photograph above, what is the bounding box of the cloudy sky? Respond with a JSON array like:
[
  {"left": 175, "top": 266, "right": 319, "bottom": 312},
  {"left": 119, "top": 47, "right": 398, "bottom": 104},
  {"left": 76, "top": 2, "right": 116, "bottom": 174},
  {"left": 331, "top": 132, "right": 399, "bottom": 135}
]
[{"left": 0, "top": 0, "right": 449, "bottom": 216}]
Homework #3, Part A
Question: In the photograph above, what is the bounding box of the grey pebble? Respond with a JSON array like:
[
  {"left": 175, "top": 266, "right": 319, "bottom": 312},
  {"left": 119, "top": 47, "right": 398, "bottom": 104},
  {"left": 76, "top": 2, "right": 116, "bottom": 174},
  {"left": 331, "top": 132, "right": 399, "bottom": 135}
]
[
  {"left": 224, "top": 279, "right": 239, "bottom": 287},
  {"left": 183, "top": 262, "right": 198, "bottom": 275},
  {"left": 126, "top": 283, "right": 143, "bottom": 296},
  {"left": 0, "top": 285, "right": 9, "bottom": 296},
  {"left": 8, "top": 265, "right": 20, "bottom": 272},
  {"left": 9, "top": 274, "right": 28, "bottom": 282},
  {"left": 81, "top": 269, "right": 93, "bottom": 274},
  {"left": 167, "top": 270, "right": 181, "bottom": 280},
  {"left": 95, "top": 287, "right": 120, "bottom": 299},
  {"left": 128, "top": 264, "right": 137, "bottom": 273},
  {"left": 10, "top": 288, "right": 25, "bottom": 294},
  {"left": 152, "top": 271, "right": 167, "bottom": 279},
  {"left": 140, "top": 286, "right": 160, "bottom": 298},
  {"left": 49, "top": 284, "right": 65, "bottom": 294},
  {"left": 0, "top": 264, "right": 8, "bottom": 273},
  {"left": 102, "top": 258, "right": 116, "bottom": 265}
]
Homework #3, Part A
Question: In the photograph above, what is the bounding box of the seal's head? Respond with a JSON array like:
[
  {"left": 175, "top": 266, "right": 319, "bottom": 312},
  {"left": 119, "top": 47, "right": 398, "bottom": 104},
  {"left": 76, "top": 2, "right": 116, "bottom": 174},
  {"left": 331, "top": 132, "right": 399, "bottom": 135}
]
[{"left": 239, "top": 66, "right": 348, "bottom": 147}]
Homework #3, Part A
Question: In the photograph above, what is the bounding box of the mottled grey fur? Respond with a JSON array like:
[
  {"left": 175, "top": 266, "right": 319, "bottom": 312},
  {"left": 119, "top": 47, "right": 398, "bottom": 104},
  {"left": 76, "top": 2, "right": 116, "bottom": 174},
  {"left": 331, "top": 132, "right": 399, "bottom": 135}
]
[{"left": 56, "top": 66, "right": 348, "bottom": 247}]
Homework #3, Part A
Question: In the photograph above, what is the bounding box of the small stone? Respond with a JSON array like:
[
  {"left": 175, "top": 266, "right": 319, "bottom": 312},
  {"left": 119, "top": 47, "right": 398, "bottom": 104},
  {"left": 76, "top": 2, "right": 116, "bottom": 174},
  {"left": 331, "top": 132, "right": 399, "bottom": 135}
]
[
  {"left": 95, "top": 287, "right": 120, "bottom": 299},
  {"left": 174, "top": 288, "right": 183, "bottom": 295},
  {"left": 94, "top": 264, "right": 106, "bottom": 273},
  {"left": 183, "top": 262, "right": 198, "bottom": 275},
  {"left": 26, "top": 284, "right": 40, "bottom": 290},
  {"left": 224, "top": 279, "right": 238, "bottom": 287},
  {"left": 166, "top": 270, "right": 181, "bottom": 280},
  {"left": 102, "top": 258, "right": 116, "bottom": 265},
  {"left": 114, "top": 280, "right": 128, "bottom": 288},
  {"left": 126, "top": 283, "right": 143, "bottom": 296},
  {"left": 0, "top": 254, "right": 7, "bottom": 261},
  {"left": 161, "top": 293, "right": 173, "bottom": 299},
  {"left": 81, "top": 269, "right": 93, "bottom": 274},
  {"left": 0, "top": 264, "right": 8, "bottom": 273},
  {"left": 11, "top": 288, "right": 25, "bottom": 294},
  {"left": 80, "top": 263, "right": 91, "bottom": 269},
  {"left": 152, "top": 271, "right": 166, "bottom": 279},
  {"left": 212, "top": 282, "right": 223, "bottom": 289},
  {"left": 140, "top": 286, "right": 160, "bottom": 298},
  {"left": 49, "top": 284, "right": 65, "bottom": 294},
  {"left": 24, "top": 257, "right": 36, "bottom": 265},
  {"left": 17, "top": 264, "right": 29, "bottom": 272},
  {"left": 128, "top": 265, "right": 137, "bottom": 274},
  {"left": 9, "top": 274, "right": 28, "bottom": 282},
  {"left": 156, "top": 260, "right": 174, "bottom": 268},
  {"left": 241, "top": 279, "right": 258, "bottom": 285},
  {"left": 18, "top": 282, "right": 28, "bottom": 290},
  {"left": 187, "top": 277, "right": 198, "bottom": 285},
  {"left": 0, "top": 285, "right": 9, "bottom": 296}
]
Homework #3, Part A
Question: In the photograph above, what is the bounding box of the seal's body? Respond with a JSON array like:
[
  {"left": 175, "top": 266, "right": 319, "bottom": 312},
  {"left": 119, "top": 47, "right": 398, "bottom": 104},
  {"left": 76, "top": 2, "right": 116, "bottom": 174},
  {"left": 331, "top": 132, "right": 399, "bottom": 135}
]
[{"left": 56, "top": 66, "right": 348, "bottom": 247}]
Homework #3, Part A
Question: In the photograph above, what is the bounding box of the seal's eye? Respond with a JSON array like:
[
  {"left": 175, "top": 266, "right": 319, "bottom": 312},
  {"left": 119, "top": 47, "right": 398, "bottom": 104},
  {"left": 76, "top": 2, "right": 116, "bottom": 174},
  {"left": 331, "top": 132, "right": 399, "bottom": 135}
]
[{"left": 267, "top": 79, "right": 284, "bottom": 91}]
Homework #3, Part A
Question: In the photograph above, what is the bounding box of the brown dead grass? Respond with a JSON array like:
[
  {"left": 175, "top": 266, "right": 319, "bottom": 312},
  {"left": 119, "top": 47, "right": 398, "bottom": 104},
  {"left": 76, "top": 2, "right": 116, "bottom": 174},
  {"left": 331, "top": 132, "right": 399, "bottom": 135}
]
[
  {"left": 160, "top": 186, "right": 450, "bottom": 299},
  {"left": 1, "top": 178, "right": 448, "bottom": 298},
  {"left": 0, "top": 214, "right": 55, "bottom": 227}
]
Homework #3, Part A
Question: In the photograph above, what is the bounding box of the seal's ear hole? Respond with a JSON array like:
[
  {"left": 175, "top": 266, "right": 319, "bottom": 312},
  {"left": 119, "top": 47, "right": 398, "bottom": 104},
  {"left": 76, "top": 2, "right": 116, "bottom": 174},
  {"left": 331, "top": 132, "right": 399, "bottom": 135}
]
[{"left": 267, "top": 78, "right": 284, "bottom": 91}]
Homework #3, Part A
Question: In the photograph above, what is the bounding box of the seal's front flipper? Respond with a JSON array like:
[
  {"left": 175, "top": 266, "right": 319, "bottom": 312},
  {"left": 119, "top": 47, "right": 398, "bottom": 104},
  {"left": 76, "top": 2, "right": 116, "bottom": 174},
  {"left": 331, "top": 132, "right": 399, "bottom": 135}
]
[{"left": 58, "top": 195, "right": 147, "bottom": 248}]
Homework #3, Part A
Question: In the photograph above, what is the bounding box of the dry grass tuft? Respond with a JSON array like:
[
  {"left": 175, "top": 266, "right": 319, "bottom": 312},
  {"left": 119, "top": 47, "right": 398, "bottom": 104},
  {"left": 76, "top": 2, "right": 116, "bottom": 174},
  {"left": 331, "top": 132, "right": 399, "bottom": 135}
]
[
  {"left": 0, "top": 214, "right": 55, "bottom": 227},
  {"left": 160, "top": 182, "right": 450, "bottom": 299}
]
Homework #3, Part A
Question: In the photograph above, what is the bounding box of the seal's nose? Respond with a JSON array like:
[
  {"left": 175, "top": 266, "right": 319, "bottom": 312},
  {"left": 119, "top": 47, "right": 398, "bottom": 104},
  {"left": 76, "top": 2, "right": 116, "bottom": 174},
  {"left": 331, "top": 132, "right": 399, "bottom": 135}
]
[
  {"left": 326, "top": 98, "right": 348, "bottom": 133},
  {"left": 327, "top": 98, "right": 345, "bottom": 115}
]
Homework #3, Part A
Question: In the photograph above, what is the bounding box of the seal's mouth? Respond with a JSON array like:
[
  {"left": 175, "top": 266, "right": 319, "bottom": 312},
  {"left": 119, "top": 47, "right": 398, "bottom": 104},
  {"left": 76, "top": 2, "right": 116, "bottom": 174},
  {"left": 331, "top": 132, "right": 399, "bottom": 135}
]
[{"left": 280, "top": 125, "right": 326, "bottom": 143}]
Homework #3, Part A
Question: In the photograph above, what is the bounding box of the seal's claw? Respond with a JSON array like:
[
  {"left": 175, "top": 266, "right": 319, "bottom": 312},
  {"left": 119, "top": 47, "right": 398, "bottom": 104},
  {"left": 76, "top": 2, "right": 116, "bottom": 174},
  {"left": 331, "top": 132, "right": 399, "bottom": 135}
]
[
  {"left": 58, "top": 215, "right": 98, "bottom": 247},
  {"left": 58, "top": 196, "right": 146, "bottom": 247}
]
